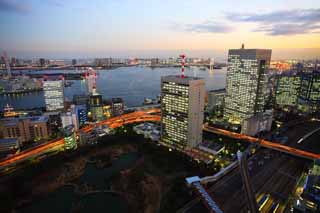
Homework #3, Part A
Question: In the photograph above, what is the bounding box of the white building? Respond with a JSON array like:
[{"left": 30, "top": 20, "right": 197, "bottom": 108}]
[
  {"left": 161, "top": 75, "right": 205, "bottom": 150},
  {"left": 60, "top": 112, "right": 73, "bottom": 128},
  {"left": 43, "top": 80, "right": 64, "bottom": 111},
  {"left": 241, "top": 110, "right": 273, "bottom": 136},
  {"left": 224, "top": 45, "right": 272, "bottom": 124}
]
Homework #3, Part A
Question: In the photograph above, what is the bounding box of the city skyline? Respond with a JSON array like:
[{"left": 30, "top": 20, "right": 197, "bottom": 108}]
[{"left": 1, "top": 0, "right": 320, "bottom": 59}]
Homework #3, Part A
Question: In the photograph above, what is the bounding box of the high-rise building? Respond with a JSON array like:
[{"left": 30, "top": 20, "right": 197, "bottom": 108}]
[
  {"left": 71, "top": 104, "right": 87, "bottom": 129},
  {"left": 43, "top": 80, "right": 64, "bottom": 111},
  {"left": 224, "top": 45, "right": 272, "bottom": 124},
  {"left": 160, "top": 75, "right": 205, "bottom": 150},
  {"left": 298, "top": 71, "right": 320, "bottom": 112},
  {"left": 89, "top": 89, "right": 104, "bottom": 121},
  {"left": 111, "top": 98, "right": 124, "bottom": 116},
  {"left": 275, "top": 73, "right": 301, "bottom": 108},
  {"left": 63, "top": 125, "right": 77, "bottom": 150},
  {"left": 72, "top": 59, "right": 77, "bottom": 66}
]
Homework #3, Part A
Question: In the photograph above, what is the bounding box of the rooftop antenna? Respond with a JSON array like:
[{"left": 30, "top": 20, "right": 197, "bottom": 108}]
[{"left": 180, "top": 54, "right": 186, "bottom": 78}]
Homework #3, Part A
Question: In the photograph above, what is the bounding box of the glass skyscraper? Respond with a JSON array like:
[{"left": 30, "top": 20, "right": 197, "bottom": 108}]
[
  {"left": 160, "top": 75, "right": 205, "bottom": 150},
  {"left": 224, "top": 46, "right": 272, "bottom": 124}
]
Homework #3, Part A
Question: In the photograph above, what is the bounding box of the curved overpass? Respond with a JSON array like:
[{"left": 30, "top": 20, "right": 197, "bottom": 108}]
[
  {"left": 0, "top": 109, "right": 160, "bottom": 168},
  {"left": 203, "top": 124, "right": 320, "bottom": 160},
  {"left": 1, "top": 108, "right": 319, "bottom": 169}
]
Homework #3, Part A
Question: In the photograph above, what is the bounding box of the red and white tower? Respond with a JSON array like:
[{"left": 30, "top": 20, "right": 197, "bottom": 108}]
[{"left": 180, "top": 54, "right": 186, "bottom": 78}]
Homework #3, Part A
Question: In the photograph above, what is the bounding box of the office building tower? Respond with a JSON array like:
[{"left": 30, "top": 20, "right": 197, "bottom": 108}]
[
  {"left": 43, "top": 80, "right": 64, "bottom": 111},
  {"left": 111, "top": 98, "right": 124, "bottom": 116},
  {"left": 298, "top": 71, "right": 320, "bottom": 112},
  {"left": 71, "top": 104, "right": 87, "bottom": 129},
  {"left": 72, "top": 59, "right": 77, "bottom": 66},
  {"left": 89, "top": 89, "right": 104, "bottom": 121},
  {"left": 63, "top": 125, "right": 77, "bottom": 150},
  {"left": 224, "top": 45, "right": 272, "bottom": 124},
  {"left": 275, "top": 73, "right": 301, "bottom": 108},
  {"left": 160, "top": 75, "right": 205, "bottom": 150}
]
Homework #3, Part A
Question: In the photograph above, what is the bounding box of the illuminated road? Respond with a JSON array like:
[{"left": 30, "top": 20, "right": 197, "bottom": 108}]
[
  {"left": 0, "top": 109, "right": 160, "bottom": 169},
  {"left": 203, "top": 124, "right": 320, "bottom": 160},
  {"left": 1, "top": 110, "right": 318, "bottom": 170}
]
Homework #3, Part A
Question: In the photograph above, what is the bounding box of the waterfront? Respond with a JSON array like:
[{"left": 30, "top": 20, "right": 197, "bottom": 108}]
[{"left": 0, "top": 66, "right": 226, "bottom": 110}]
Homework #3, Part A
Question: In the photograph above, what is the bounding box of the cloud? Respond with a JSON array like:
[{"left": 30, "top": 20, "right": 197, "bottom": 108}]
[
  {"left": 0, "top": 0, "right": 31, "bottom": 13},
  {"left": 226, "top": 9, "right": 320, "bottom": 36},
  {"left": 174, "top": 21, "right": 233, "bottom": 34}
]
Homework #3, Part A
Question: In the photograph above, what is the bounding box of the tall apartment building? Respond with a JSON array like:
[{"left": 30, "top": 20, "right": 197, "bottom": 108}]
[
  {"left": 160, "top": 75, "right": 205, "bottom": 150},
  {"left": 43, "top": 80, "right": 64, "bottom": 111},
  {"left": 224, "top": 46, "right": 272, "bottom": 124}
]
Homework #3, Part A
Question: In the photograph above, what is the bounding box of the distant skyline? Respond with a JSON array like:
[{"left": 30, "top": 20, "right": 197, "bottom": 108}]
[{"left": 1, "top": 0, "right": 320, "bottom": 59}]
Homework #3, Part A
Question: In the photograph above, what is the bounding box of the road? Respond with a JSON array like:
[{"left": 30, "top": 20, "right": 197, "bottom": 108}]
[
  {"left": 0, "top": 109, "right": 161, "bottom": 169},
  {"left": 203, "top": 124, "right": 320, "bottom": 160}
]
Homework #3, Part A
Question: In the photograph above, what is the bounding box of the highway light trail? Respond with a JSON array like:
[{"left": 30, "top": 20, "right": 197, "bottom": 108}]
[
  {"left": 1, "top": 108, "right": 318, "bottom": 169},
  {"left": 0, "top": 109, "right": 161, "bottom": 168},
  {"left": 203, "top": 124, "right": 320, "bottom": 160}
]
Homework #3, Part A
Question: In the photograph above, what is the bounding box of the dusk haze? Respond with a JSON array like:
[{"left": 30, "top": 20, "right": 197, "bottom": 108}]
[{"left": 0, "top": 1, "right": 320, "bottom": 213}]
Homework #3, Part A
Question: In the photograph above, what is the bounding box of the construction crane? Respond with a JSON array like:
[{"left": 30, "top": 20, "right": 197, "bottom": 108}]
[{"left": 2, "top": 51, "right": 11, "bottom": 78}]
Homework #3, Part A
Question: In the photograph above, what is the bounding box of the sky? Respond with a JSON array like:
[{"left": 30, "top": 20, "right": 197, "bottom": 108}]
[{"left": 0, "top": 0, "right": 320, "bottom": 60}]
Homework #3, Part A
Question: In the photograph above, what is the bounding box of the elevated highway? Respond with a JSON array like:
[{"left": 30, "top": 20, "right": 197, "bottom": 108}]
[
  {"left": 203, "top": 124, "right": 320, "bottom": 160},
  {"left": 0, "top": 109, "right": 160, "bottom": 169}
]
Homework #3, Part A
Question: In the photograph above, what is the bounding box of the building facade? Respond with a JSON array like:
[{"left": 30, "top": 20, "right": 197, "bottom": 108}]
[
  {"left": 43, "top": 80, "right": 64, "bottom": 111},
  {"left": 89, "top": 91, "right": 104, "bottom": 121},
  {"left": 160, "top": 75, "right": 205, "bottom": 150},
  {"left": 298, "top": 71, "right": 320, "bottom": 112},
  {"left": 224, "top": 46, "right": 272, "bottom": 124},
  {"left": 275, "top": 73, "right": 301, "bottom": 108},
  {"left": 0, "top": 116, "right": 50, "bottom": 144},
  {"left": 111, "top": 98, "right": 124, "bottom": 116},
  {"left": 207, "top": 88, "right": 226, "bottom": 114}
]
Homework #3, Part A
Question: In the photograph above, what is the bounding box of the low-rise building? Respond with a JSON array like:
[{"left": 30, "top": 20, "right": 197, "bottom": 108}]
[
  {"left": 241, "top": 110, "right": 273, "bottom": 136},
  {"left": 207, "top": 89, "right": 226, "bottom": 115},
  {"left": 133, "top": 123, "right": 160, "bottom": 141},
  {"left": 0, "top": 116, "right": 50, "bottom": 144}
]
